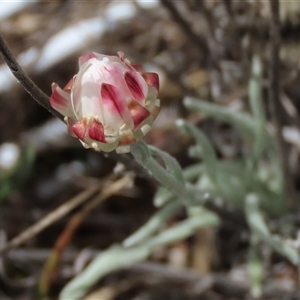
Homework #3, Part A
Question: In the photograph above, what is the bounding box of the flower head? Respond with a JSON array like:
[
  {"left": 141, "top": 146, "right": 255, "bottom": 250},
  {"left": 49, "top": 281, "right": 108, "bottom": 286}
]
[{"left": 50, "top": 52, "right": 160, "bottom": 153}]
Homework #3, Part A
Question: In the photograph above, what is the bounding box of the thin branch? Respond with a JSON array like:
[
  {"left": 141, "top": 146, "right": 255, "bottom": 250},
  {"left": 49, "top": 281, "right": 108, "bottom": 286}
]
[
  {"left": 0, "top": 184, "right": 102, "bottom": 256},
  {"left": 128, "top": 262, "right": 248, "bottom": 298},
  {"left": 160, "top": 0, "right": 222, "bottom": 100},
  {"left": 39, "top": 174, "right": 133, "bottom": 297},
  {"left": 0, "top": 34, "right": 63, "bottom": 121},
  {"left": 269, "top": 1, "right": 295, "bottom": 209},
  {"left": 193, "top": 1, "right": 216, "bottom": 42},
  {"left": 222, "top": 0, "right": 233, "bottom": 18},
  {"left": 159, "top": 0, "right": 209, "bottom": 59}
]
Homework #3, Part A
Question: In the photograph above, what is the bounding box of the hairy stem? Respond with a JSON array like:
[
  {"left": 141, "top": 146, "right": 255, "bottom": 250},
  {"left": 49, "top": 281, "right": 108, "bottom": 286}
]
[{"left": 0, "top": 34, "right": 63, "bottom": 121}]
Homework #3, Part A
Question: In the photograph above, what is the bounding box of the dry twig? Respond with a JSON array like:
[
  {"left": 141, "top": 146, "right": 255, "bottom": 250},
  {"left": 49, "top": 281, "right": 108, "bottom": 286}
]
[
  {"left": 0, "top": 184, "right": 102, "bottom": 256},
  {"left": 269, "top": 1, "right": 295, "bottom": 209},
  {"left": 39, "top": 174, "right": 134, "bottom": 297},
  {"left": 159, "top": 0, "right": 209, "bottom": 59}
]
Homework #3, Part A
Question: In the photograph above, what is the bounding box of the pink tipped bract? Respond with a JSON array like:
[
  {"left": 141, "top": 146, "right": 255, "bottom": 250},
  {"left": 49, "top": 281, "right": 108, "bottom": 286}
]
[{"left": 50, "top": 52, "right": 160, "bottom": 153}]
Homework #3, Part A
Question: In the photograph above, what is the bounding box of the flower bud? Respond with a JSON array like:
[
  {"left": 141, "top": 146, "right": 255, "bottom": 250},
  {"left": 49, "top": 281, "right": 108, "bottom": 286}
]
[{"left": 50, "top": 52, "right": 160, "bottom": 153}]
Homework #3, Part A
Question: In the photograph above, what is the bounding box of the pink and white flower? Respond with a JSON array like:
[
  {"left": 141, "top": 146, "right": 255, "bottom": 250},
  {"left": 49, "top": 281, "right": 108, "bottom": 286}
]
[{"left": 50, "top": 52, "right": 160, "bottom": 153}]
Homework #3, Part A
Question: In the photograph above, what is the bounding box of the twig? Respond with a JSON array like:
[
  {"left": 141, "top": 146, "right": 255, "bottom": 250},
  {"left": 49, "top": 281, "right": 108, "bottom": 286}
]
[
  {"left": 193, "top": 1, "right": 216, "bottom": 42},
  {"left": 222, "top": 0, "right": 233, "bottom": 18},
  {"left": 125, "top": 262, "right": 248, "bottom": 298},
  {"left": 162, "top": 0, "right": 222, "bottom": 100},
  {"left": 192, "top": 1, "right": 223, "bottom": 58},
  {"left": 0, "top": 34, "right": 63, "bottom": 121},
  {"left": 269, "top": 1, "right": 295, "bottom": 209},
  {"left": 189, "top": 1, "right": 223, "bottom": 100},
  {"left": 159, "top": 0, "right": 209, "bottom": 59},
  {"left": 7, "top": 248, "right": 97, "bottom": 262},
  {"left": 0, "top": 184, "right": 102, "bottom": 256},
  {"left": 280, "top": 92, "right": 300, "bottom": 130},
  {"left": 39, "top": 174, "right": 133, "bottom": 297}
]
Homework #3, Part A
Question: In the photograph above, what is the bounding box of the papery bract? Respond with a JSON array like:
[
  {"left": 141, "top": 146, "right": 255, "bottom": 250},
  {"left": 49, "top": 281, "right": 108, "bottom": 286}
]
[{"left": 50, "top": 52, "right": 160, "bottom": 153}]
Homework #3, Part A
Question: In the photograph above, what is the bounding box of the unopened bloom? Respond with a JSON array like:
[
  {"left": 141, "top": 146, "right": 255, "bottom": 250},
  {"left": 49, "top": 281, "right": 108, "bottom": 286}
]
[{"left": 50, "top": 52, "right": 160, "bottom": 153}]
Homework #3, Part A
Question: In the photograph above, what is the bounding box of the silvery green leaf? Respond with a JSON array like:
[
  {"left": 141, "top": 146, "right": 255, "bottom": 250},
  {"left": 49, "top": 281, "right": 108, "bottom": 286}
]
[
  {"left": 177, "top": 120, "right": 217, "bottom": 182},
  {"left": 183, "top": 97, "right": 255, "bottom": 140},
  {"left": 148, "top": 145, "right": 184, "bottom": 183}
]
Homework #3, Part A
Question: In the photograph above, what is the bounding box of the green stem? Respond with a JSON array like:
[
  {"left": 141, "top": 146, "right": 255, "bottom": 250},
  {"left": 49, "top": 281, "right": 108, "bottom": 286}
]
[{"left": 131, "top": 141, "right": 187, "bottom": 199}]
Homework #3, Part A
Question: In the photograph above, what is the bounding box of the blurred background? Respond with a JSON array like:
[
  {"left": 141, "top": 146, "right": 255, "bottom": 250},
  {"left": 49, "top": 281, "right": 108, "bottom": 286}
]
[{"left": 1, "top": 0, "right": 300, "bottom": 299}]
